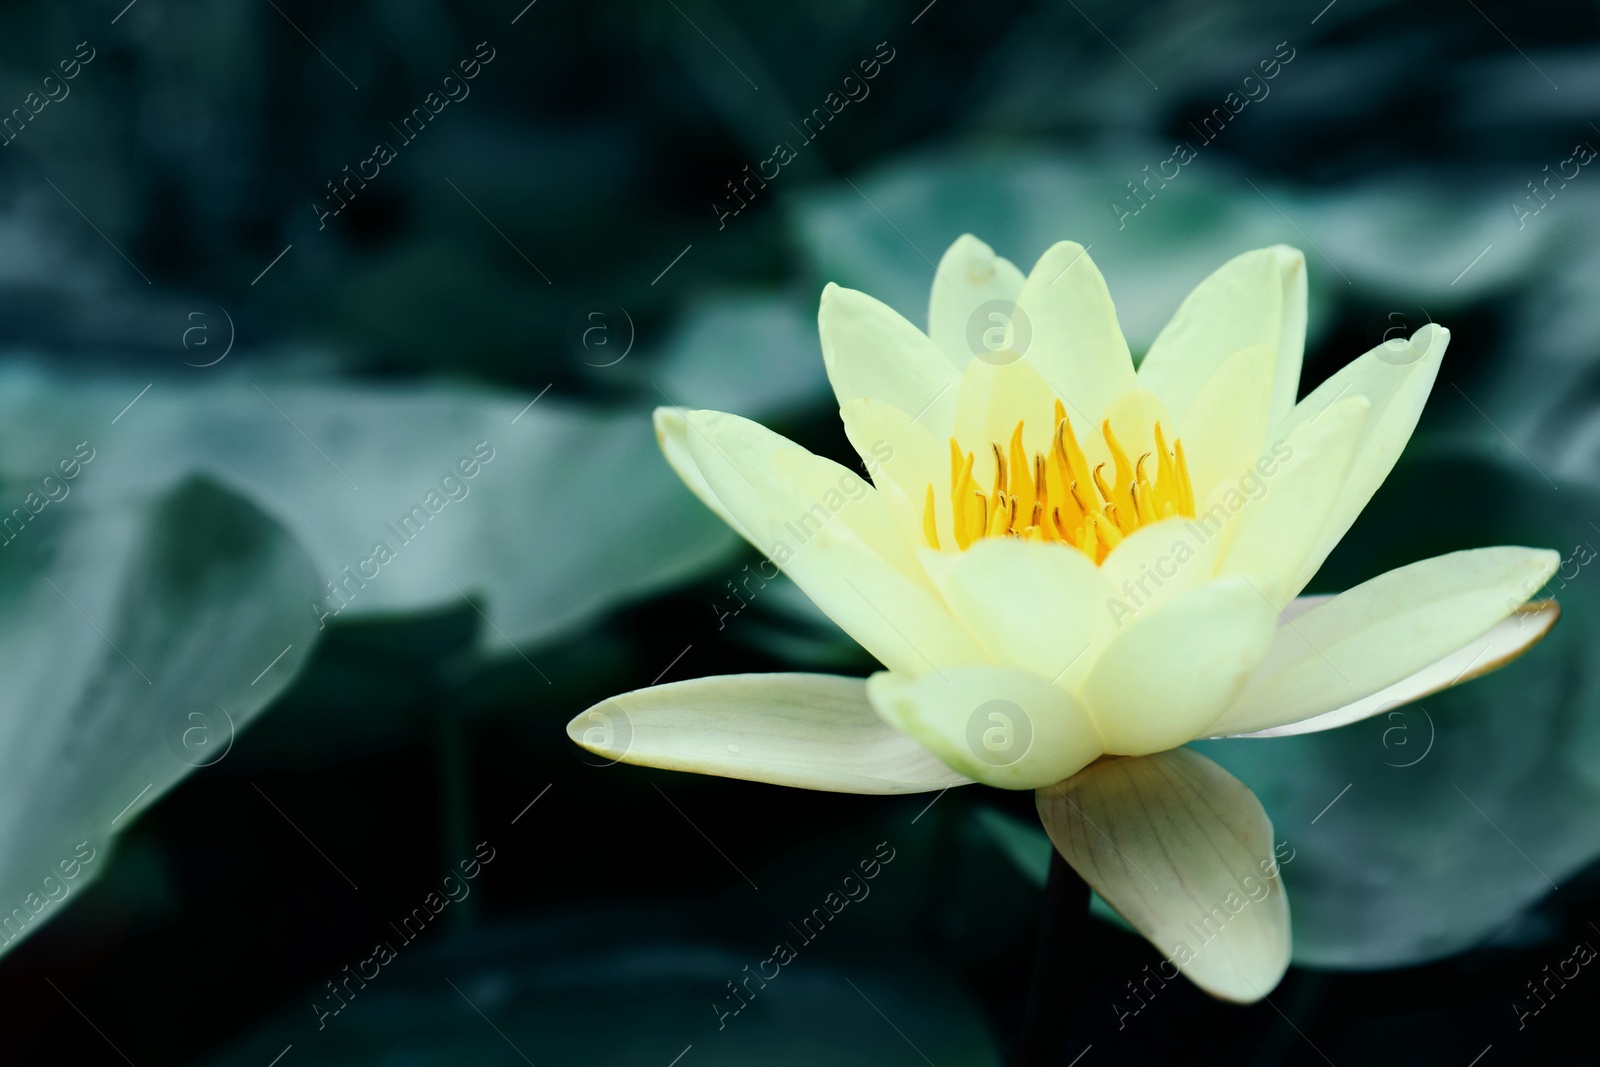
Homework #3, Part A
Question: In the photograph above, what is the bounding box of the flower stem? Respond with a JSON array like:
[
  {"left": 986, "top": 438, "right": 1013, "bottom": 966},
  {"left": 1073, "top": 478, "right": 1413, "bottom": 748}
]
[{"left": 1016, "top": 848, "right": 1091, "bottom": 1066}]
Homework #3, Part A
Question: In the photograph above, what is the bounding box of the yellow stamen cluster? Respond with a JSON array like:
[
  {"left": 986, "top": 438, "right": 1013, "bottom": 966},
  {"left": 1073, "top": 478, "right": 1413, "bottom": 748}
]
[{"left": 924, "top": 400, "right": 1195, "bottom": 564}]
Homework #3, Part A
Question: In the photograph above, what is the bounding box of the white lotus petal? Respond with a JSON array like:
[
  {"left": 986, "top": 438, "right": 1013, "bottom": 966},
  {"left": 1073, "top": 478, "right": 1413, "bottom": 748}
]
[
  {"left": 1138, "top": 246, "right": 1307, "bottom": 428},
  {"left": 1216, "top": 395, "right": 1371, "bottom": 604},
  {"left": 1177, "top": 344, "right": 1276, "bottom": 504},
  {"left": 951, "top": 356, "right": 1064, "bottom": 460},
  {"left": 1211, "top": 547, "right": 1561, "bottom": 736},
  {"left": 661, "top": 407, "right": 989, "bottom": 677},
  {"left": 1234, "top": 600, "right": 1559, "bottom": 739},
  {"left": 1082, "top": 578, "right": 1280, "bottom": 754},
  {"left": 1098, "top": 387, "right": 1175, "bottom": 476},
  {"left": 867, "top": 665, "right": 1104, "bottom": 790},
  {"left": 928, "top": 234, "right": 1027, "bottom": 370},
  {"left": 1100, "top": 515, "right": 1228, "bottom": 621},
  {"left": 568, "top": 673, "right": 973, "bottom": 793},
  {"left": 1014, "top": 241, "right": 1137, "bottom": 422},
  {"left": 1274, "top": 323, "right": 1449, "bottom": 598},
  {"left": 839, "top": 397, "right": 951, "bottom": 552},
  {"left": 1037, "top": 749, "right": 1291, "bottom": 1003},
  {"left": 655, "top": 406, "right": 755, "bottom": 543},
  {"left": 930, "top": 538, "right": 1116, "bottom": 687},
  {"left": 819, "top": 283, "right": 959, "bottom": 430}
]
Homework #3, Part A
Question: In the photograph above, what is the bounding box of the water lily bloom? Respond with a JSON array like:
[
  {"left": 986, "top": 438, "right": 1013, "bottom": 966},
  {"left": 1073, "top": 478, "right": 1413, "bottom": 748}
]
[{"left": 569, "top": 236, "right": 1558, "bottom": 1001}]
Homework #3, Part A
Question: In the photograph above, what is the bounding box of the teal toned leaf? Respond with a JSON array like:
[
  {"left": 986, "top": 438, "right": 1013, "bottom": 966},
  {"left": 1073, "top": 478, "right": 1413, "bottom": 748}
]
[
  {"left": 0, "top": 367, "right": 739, "bottom": 651},
  {"left": 0, "top": 476, "right": 320, "bottom": 958}
]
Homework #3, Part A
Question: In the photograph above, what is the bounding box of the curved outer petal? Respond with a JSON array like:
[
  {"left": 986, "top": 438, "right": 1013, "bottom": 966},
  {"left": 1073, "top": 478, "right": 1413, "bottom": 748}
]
[
  {"left": 928, "top": 538, "right": 1117, "bottom": 687},
  {"left": 1137, "top": 245, "right": 1307, "bottom": 429},
  {"left": 867, "top": 666, "right": 1105, "bottom": 790},
  {"left": 656, "top": 407, "right": 989, "bottom": 677},
  {"left": 1273, "top": 323, "right": 1449, "bottom": 599},
  {"left": 819, "top": 282, "right": 959, "bottom": 431},
  {"left": 568, "top": 673, "right": 974, "bottom": 793},
  {"left": 1037, "top": 749, "right": 1291, "bottom": 1003},
  {"left": 1013, "top": 241, "right": 1137, "bottom": 422},
  {"left": 1209, "top": 546, "right": 1561, "bottom": 736},
  {"left": 1081, "top": 578, "right": 1280, "bottom": 754},
  {"left": 655, "top": 406, "right": 756, "bottom": 543},
  {"left": 1215, "top": 395, "right": 1371, "bottom": 605},
  {"left": 928, "top": 234, "right": 1027, "bottom": 370},
  {"left": 1230, "top": 600, "right": 1559, "bottom": 739}
]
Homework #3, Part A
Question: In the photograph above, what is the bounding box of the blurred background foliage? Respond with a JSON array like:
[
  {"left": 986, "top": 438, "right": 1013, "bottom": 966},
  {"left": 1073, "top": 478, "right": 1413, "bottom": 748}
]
[{"left": 0, "top": 0, "right": 1598, "bottom": 1062}]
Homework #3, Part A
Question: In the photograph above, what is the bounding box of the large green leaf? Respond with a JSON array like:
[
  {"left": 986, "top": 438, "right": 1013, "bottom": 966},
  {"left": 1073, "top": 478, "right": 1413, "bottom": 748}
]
[
  {"left": 0, "top": 476, "right": 321, "bottom": 958},
  {"left": 0, "top": 366, "right": 738, "bottom": 651}
]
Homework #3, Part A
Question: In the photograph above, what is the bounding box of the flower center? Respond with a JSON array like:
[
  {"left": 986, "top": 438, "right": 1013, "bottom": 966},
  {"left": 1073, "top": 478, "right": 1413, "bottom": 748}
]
[{"left": 923, "top": 400, "right": 1195, "bottom": 563}]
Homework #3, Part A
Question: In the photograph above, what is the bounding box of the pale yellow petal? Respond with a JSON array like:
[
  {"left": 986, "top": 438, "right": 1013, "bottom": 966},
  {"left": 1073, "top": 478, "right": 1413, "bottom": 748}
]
[
  {"left": 1098, "top": 387, "right": 1175, "bottom": 476},
  {"left": 928, "top": 233, "right": 1028, "bottom": 370},
  {"left": 1214, "top": 395, "right": 1372, "bottom": 604},
  {"left": 568, "top": 673, "right": 974, "bottom": 793},
  {"left": 839, "top": 397, "right": 952, "bottom": 552},
  {"left": 1175, "top": 344, "right": 1276, "bottom": 504},
  {"left": 1273, "top": 323, "right": 1448, "bottom": 598},
  {"left": 819, "top": 282, "right": 959, "bottom": 431},
  {"left": 1081, "top": 577, "right": 1280, "bottom": 754},
  {"left": 1210, "top": 547, "right": 1560, "bottom": 736},
  {"left": 867, "top": 665, "right": 1105, "bottom": 790},
  {"left": 951, "top": 355, "right": 1065, "bottom": 460},
  {"left": 655, "top": 406, "right": 755, "bottom": 543},
  {"left": 1099, "top": 515, "right": 1228, "bottom": 620},
  {"left": 1037, "top": 749, "right": 1291, "bottom": 1003},
  {"left": 1138, "top": 245, "right": 1306, "bottom": 428},
  {"left": 1013, "top": 241, "right": 1137, "bottom": 422},
  {"left": 1232, "top": 600, "right": 1557, "bottom": 738},
  {"left": 673, "top": 408, "right": 989, "bottom": 676},
  {"left": 929, "top": 538, "right": 1117, "bottom": 687}
]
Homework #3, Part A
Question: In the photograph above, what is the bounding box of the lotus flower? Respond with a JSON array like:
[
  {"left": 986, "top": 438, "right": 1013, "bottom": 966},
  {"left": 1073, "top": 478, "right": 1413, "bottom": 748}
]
[{"left": 568, "top": 236, "right": 1558, "bottom": 1000}]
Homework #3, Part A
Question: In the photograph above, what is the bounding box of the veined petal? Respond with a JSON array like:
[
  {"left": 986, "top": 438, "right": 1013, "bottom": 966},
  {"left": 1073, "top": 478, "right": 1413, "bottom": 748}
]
[
  {"left": 1081, "top": 577, "right": 1280, "bottom": 754},
  {"left": 1215, "top": 395, "right": 1371, "bottom": 604},
  {"left": 928, "top": 234, "right": 1027, "bottom": 370},
  {"left": 930, "top": 538, "right": 1117, "bottom": 687},
  {"left": 1234, "top": 601, "right": 1559, "bottom": 739},
  {"left": 1037, "top": 749, "right": 1291, "bottom": 1003},
  {"left": 1014, "top": 241, "right": 1136, "bottom": 421},
  {"left": 867, "top": 666, "right": 1105, "bottom": 790},
  {"left": 1209, "top": 547, "right": 1560, "bottom": 736},
  {"left": 1274, "top": 323, "right": 1448, "bottom": 598},
  {"left": 819, "top": 283, "right": 959, "bottom": 431},
  {"left": 664, "top": 407, "right": 989, "bottom": 676},
  {"left": 568, "top": 673, "right": 973, "bottom": 793},
  {"left": 1138, "top": 246, "right": 1307, "bottom": 428}
]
